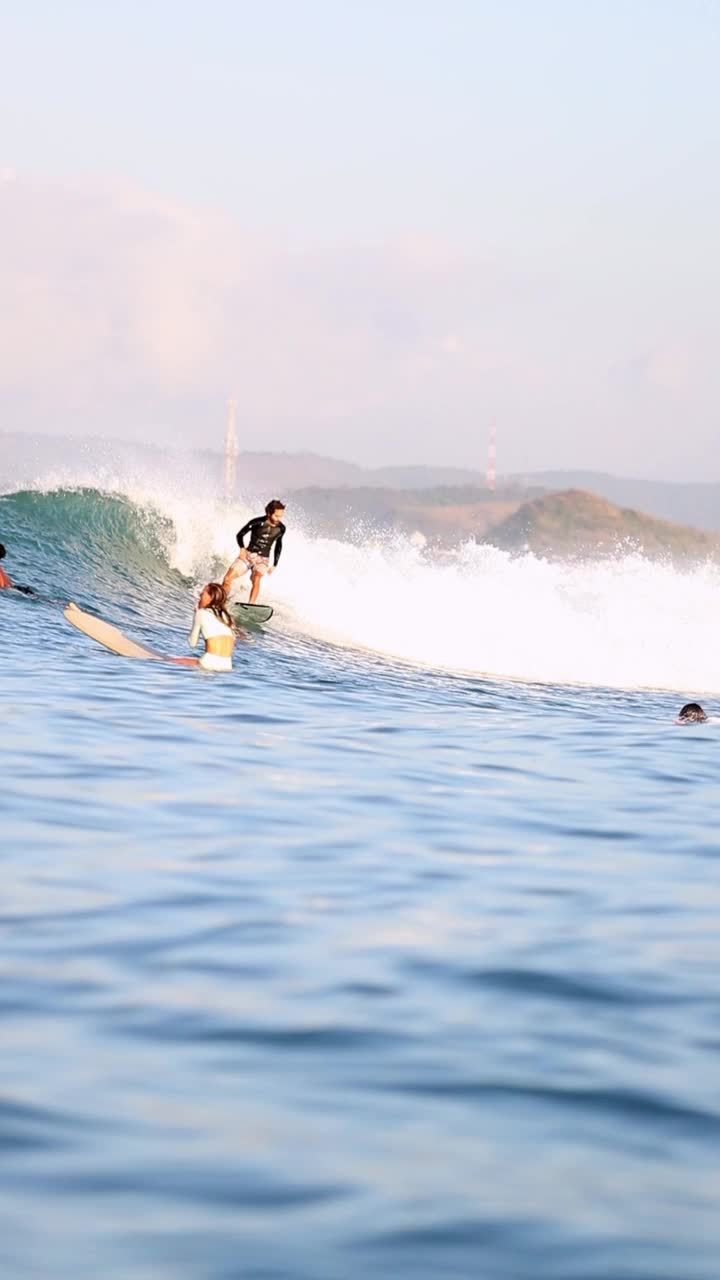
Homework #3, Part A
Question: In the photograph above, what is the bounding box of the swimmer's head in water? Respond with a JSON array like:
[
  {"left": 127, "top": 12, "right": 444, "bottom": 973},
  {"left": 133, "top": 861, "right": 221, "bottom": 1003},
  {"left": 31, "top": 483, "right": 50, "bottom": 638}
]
[
  {"left": 0, "top": 544, "right": 5, "bottom": 559},
  {"left": 678, "top": 702, "right": 707, "bottom": 723}
]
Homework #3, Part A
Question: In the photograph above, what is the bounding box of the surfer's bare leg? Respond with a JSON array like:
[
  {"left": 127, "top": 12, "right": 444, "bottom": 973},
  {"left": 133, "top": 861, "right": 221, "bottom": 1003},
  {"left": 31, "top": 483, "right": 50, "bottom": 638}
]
[
  {"left": 222, "top": 551, "right": 249, "bottom": 595},
  {"left": 248, "top": 571, "right": 263, "bottom": 604}
]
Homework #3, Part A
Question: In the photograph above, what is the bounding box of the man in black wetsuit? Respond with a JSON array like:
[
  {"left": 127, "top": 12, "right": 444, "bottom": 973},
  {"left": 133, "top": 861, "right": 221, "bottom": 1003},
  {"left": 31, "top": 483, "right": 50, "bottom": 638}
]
[{"left": 222, "top": 500, "right": 286, "bottom": 604}]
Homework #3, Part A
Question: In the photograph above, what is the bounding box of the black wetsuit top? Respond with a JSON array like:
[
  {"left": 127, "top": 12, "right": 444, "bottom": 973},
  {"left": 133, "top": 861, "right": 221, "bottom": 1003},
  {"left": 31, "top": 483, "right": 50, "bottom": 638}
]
[{"left": 237, "top": 516, "right": 286, "bottom": 566}]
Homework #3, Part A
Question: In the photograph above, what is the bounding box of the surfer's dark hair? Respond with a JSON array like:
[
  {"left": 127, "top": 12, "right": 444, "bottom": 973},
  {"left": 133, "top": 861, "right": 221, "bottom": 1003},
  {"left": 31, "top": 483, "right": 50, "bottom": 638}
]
[
  {"left": 678, "top": 702, "right": 707, "bottom": 723},
  {"left": 0, "top": 544, "right": 5, "bottom": 559},
  {"left": 265, "top": 499, "right": 285, "bottom": 516},
  {"left": 204, "top": 582, "right": 233, "bottom": 630}
]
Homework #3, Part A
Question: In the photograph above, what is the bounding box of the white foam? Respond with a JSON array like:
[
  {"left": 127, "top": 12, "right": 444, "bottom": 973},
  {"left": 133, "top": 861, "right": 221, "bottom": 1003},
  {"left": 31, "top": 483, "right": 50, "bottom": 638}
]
[
  {"left": 272, "top": 535, "right": 720, "bottom": 693},
  {"left": 150, "top": 482, "right": 720, "bottom": 693}
]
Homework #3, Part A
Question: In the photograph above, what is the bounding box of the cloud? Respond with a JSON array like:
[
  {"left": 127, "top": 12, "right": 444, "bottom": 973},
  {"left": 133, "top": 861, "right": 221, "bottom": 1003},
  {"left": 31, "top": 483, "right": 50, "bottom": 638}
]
[
  {"left": 0, "top": 174, "right": 539, "bottom": 443},
  {"left": 2, "top": 172, "right": 714, "bottom": 475}
]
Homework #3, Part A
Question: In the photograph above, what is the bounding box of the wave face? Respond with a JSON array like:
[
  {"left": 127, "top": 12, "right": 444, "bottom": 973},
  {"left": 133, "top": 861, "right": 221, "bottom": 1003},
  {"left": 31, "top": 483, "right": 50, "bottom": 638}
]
[{"left": 2, "top": 473, "right": 720, "bottom": 692}]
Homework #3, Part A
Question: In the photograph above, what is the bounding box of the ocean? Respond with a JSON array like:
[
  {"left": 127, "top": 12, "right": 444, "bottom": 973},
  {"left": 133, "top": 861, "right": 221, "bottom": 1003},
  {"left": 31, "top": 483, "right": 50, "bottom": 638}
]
[{"left": 1, "top": 474, "right": 719, "bottom": 1280}]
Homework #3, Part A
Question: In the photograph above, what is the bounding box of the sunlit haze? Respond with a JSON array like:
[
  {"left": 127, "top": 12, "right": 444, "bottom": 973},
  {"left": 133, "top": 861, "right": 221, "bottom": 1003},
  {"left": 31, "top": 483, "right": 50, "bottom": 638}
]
[{"left": 2, "top": 0, "right": 719, "bottom": 478}]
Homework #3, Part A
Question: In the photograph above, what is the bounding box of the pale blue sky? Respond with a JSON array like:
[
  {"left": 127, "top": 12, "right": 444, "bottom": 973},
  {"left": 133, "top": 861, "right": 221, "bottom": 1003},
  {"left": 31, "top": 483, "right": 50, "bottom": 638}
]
[{"left": 2, "top": 0, "right": 719, "bottom": 476}]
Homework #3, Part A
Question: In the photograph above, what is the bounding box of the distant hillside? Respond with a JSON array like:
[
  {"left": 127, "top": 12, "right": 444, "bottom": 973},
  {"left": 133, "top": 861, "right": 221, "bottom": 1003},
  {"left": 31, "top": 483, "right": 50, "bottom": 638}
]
[
  {"left": 484, "top": 489, "right": 720, "bottom": 561},
  {"left": 516, "top": 470, "right": 720, "bottom": 534},
  {"left": 288, "top": 483, "right": 546, "bottom": 543}
]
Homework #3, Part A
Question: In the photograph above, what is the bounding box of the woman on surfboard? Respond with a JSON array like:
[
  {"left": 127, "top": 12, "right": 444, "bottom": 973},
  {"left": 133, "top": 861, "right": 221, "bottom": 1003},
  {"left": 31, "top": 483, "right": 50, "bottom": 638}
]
[
  {"left": 188, "top": 583, "right": 236, "bottom": 672},
  {"left": 65, "top": 584, "right": 238, "bottom": 669}
]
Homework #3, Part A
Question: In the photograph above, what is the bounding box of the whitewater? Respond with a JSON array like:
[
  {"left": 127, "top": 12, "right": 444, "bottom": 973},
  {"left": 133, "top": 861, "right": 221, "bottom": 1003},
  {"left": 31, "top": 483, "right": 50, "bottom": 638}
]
[{"left": 1, "top": 464, "right": 719, "bottom": 1280}]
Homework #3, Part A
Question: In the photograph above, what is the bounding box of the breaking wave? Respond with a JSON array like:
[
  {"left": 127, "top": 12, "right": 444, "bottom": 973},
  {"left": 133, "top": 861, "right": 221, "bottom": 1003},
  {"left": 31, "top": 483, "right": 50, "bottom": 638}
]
[{"left": 2, "top": 472, "right": 719, "bottom": 693}]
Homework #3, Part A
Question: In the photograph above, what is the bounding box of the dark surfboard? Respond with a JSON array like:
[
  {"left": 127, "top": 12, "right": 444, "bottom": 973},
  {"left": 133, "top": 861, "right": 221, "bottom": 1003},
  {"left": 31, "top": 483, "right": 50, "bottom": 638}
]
[{"left": 232, "top": 603, "right": 273, "bottom": 627}]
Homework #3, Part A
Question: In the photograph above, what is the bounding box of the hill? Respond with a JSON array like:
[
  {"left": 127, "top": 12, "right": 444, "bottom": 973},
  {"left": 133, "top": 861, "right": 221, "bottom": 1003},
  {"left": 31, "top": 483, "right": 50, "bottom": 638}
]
[
  {"left": 289, "top": 484, "right": 720, "bottom": 560},
  {"left": 288, "top": 483, "right": 546, "bottom": 543},
  {"left": 514, "top": 470, "right": 720, "bottom": 534},
  {"left": 483, "top": 489, "right": 720, "bottom": 561}
]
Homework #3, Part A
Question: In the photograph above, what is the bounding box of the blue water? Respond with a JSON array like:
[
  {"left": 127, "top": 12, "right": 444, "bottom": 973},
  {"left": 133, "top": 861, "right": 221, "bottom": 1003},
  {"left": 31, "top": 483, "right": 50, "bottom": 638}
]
[{"left": 1, "top": 488, "right": 719, "bottom": 1280}]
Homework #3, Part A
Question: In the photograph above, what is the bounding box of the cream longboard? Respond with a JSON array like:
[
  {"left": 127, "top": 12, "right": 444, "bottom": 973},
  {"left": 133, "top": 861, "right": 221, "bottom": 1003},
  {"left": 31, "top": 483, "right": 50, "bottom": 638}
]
[{"left": 64, "top": 602, "right": 196, "bottom": 665}]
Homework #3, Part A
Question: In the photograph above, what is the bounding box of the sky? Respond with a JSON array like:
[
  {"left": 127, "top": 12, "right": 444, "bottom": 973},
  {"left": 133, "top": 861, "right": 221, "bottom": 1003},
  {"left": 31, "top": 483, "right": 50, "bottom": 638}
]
[{"left": 1, "top": 0, "right": 719, "bottom": 478}]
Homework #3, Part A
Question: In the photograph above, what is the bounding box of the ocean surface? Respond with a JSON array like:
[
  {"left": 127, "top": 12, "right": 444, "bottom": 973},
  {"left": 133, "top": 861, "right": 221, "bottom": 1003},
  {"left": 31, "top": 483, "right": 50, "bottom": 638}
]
[{"left": 1, "top": 477, "right": 719, "bottom": 1280}]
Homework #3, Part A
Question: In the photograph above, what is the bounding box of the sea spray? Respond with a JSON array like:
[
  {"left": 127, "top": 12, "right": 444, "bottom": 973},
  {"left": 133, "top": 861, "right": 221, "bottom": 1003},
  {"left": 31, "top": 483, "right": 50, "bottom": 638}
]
[
  {"left": 270, "top": 535, "right": 720, "bottom": 691},
  {"left": 135, "top": 476, "right": 720, "bottom": 691}
]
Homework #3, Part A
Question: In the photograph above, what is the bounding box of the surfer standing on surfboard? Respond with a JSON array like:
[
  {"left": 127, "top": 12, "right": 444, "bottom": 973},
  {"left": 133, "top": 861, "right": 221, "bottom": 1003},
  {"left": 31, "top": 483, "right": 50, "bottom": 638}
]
[{"left": 222, "top": 500, "right": 286, "bottom": 604}]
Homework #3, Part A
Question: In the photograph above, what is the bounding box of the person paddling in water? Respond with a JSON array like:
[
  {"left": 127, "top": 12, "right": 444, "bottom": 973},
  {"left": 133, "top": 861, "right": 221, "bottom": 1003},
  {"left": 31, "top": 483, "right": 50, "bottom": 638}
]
[
  {"left": 677, "top": 702, "right": 708, "bottom": 723},
  {"left": 222, "top": 500, "right": 286, "bottom": 604},
  {"left": 0, "top": 543, "right": 33, "bottom": 594},
  {"left": 0, "top": 544, "right": 11, "bottom": 590},
  {"left": 188, "top": 583, "right": 236, "bottom": 672}
]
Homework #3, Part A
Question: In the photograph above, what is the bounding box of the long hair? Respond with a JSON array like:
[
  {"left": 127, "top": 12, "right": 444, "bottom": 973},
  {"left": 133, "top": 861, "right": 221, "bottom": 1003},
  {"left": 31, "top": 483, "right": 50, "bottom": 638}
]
[{"left": 203, "top": 582, "right": 234, "bottom": 629}]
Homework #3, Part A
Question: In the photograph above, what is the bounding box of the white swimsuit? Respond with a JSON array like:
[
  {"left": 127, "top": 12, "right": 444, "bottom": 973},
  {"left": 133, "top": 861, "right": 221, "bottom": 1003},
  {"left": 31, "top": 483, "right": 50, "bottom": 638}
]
[{"left": 188, "top": 608, "right": 234, "bottom": 672}]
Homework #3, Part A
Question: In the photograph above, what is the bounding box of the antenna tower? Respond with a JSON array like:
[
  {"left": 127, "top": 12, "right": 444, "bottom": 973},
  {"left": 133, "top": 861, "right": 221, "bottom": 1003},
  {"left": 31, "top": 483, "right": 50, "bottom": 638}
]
[{"left": 223, "top": 396, "right": 238, "bottom": 502}]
